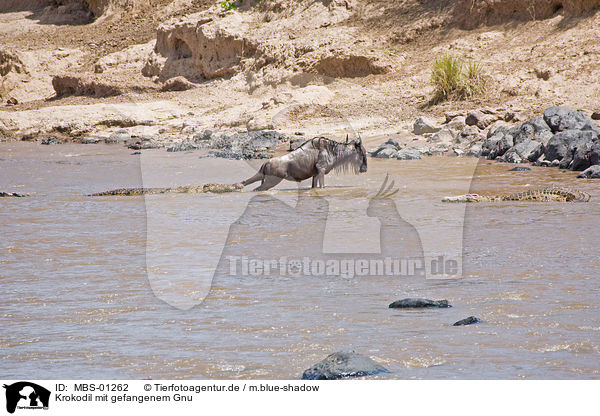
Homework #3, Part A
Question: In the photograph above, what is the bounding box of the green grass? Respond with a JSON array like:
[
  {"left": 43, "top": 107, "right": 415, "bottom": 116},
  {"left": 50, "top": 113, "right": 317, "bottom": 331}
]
[
  {"left": 431, "top": 55, "right": 487, "bottom": 103},
  {"left": 220, "top": 0, "right": 239, "bottom": 11}
]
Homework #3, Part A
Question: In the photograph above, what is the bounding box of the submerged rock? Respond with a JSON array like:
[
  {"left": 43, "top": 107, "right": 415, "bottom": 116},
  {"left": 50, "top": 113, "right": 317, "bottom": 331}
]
[
  {"left": 577, "top": 165, "right": 600, "bottom": 179},
  {"left": 372, "top": 146, "right": 398, "bottom": 159},
  {"left": 127, "top": 136, "right": 159, "bottom": 150},
  {"left": 452, "top": 316, "right": 481, "bottom": 326},
  {"left": 384, "top": 138, "right": 401, "bottom": 149},
  {"left": 395, "top": 147, "right": 422, "bottom": 160},
  {"left": 301, "top": 351, "right": 389, "bottom": 380},
  {"left": 41, "top": 136, "right": 58, "bottom": 145},
  {"left": 509, "top": 166, "right": 531, "bottom": 171},
  {"left": 388, "top": 298, "right": 451, "bottom": 308},
  {"left": 370, "top": 138, "right": 402, "bottom": 158},
  {"left": 80, "top": 136, "right": 102, "bottom": 144}
]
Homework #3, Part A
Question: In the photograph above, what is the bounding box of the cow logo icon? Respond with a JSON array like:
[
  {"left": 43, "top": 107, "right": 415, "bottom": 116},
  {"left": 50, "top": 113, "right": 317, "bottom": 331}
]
[{"left": 3, "top": 382, "right": 50, "bottom": 414}]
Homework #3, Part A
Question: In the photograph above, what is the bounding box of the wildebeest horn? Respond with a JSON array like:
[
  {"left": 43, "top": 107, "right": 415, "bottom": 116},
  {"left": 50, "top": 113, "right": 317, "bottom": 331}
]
[
  {"left": 345, "top": 134, "right": 349, "bottom": 144},
  {"left": 357, "top": 134, "right": 362, "bottom": 144}
]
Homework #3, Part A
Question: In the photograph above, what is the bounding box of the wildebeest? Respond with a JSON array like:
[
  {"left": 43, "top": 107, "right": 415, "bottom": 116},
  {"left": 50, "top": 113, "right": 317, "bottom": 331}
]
[{"left": 238, "top": 135, "right": 368, "bottom": 191}]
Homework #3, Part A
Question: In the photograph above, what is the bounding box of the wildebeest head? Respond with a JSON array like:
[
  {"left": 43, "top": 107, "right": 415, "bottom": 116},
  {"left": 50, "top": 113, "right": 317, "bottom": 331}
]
[{"left": 333, "top": 135, "right": 368, "bottom": 175}]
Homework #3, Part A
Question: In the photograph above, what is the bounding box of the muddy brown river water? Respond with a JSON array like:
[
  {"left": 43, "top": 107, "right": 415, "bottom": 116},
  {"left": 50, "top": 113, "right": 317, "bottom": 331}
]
[{"left": 1, "top": 142, "right": 599, "bottom": 379}]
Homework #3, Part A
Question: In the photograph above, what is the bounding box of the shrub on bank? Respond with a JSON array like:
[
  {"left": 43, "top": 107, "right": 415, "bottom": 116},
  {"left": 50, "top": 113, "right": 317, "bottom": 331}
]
[{"left": 431, "top": 55, "right": 487, "bottom": 103}]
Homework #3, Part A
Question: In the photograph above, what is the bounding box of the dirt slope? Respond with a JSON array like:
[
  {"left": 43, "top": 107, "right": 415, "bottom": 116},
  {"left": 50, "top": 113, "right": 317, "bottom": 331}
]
[{"left": 0, "top": 0, "right": 599, "bottom": 142}]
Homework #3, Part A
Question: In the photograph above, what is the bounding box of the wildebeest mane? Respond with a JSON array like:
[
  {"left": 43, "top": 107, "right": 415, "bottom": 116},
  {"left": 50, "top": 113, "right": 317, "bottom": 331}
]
[
  {"left": 326, "top": 138, "right": 362, "bottom": 175},
  {"left": 295, "top": 137, "right": 362, "bottom": 174}
]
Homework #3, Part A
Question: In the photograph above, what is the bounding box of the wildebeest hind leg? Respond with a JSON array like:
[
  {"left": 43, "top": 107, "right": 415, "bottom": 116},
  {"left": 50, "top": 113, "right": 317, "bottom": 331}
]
[
  {"left": 254, "top": 175, "right": 283, "bottom": 191},
  {"left": 241, "top": 171, "right": 264, "bottom": 186}
]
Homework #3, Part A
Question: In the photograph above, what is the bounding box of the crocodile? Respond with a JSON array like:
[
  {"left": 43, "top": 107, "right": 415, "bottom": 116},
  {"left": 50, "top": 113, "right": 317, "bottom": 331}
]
[
  {"left": 89, "top": 183, "right": 244, "bottom": 196},
  {"left": 442, "top": 187, "right": 591, "bottom": 203}
]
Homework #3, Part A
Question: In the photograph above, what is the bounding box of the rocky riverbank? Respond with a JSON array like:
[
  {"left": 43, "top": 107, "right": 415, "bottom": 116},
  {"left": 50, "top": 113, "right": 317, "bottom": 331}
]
[
  {"left": 12, "top": 103, "right": 600, "bottom": 180},
  {"left": 369, "top": 105, "right": 600, "bottom": 178},
  {"left": 2, "top": 1, "right": 600, "bottom": 151},
  {"left": 36, "top": 127, "right": 291, "bottom": 160}
]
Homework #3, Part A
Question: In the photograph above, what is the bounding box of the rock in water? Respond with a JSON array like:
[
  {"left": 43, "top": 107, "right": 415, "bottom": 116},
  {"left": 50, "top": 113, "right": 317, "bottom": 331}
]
[
  {"left": 453, "top": 316, "right": 481, "bottom": 326},
  {"left": 577, "top": 165, "right": 600, "bottom": 179},
  {"left": 388, "top": 298, "right": 451, "bottom": 308},
  {"left": 0, "top": 191, "right": 27, "bottom": 197},
  {"left": 41, "top": 136, "right": 58, "bottom": 145},
  {"left": 413, "top": 116, "right": 441, "bottom": 135},
  {"left": 301, "top": 351, "right": 389, "bottom": 380},
  {"left": 372, "top": 145, "right": 398, "bottom": 159},
  {"left": 81, "top": 136, "right": 102, "bottom": 144},
  {"left": 395, "top": 147, "right": 422, "bottom": 160},
  {"left": 509, "top": 166, "right": 531, "bottom": 171}
]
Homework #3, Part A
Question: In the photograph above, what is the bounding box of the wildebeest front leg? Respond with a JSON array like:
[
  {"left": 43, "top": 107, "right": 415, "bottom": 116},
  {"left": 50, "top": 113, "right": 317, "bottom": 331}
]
[
  {"left": 311, "top": 171, "right": 325, "bottom": 188},
  {"left": 317, "top": 171, "right": 325, "bottom": 188},
  {"left": 313, "top": 153, "right": 328, "bottom": 188}
]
